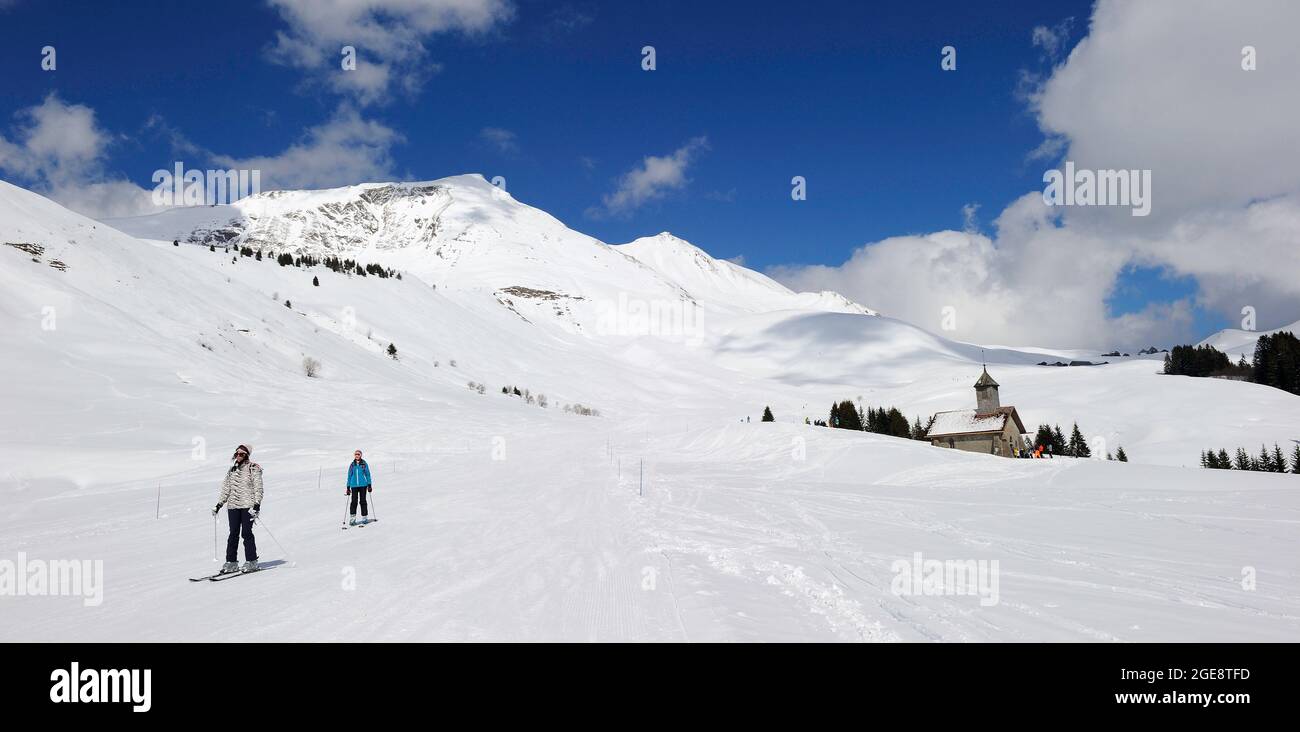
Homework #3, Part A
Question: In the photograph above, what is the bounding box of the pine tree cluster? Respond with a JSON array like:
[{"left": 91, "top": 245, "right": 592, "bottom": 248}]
[
  {"left": 820, "top": 400, "right": 932, "bottom": 440},
  {"left": 1201, "top": 443, "right": 1299, "bottom": 473},
  {"left": 1162, "top": 332, "right": 1299, "bottom": 395},
  {"left": 1251, "top": 331, "right": 1300, "bottom": 395},
  {"left": 229, "top": 245, "right": 402, "bottom": 280},
  {"left": 1031, "top": 422, "right": 1127, "bottom": 460}
]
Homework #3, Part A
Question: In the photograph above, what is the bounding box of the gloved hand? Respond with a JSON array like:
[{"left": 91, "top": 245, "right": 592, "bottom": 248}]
[
  {"left": 250, "top": 505, "right": 259, "bottom": 520},
  {"left": 345, "top": 488, "right": 351, "bottom": 496},
  {"left": 211, "top": 503, "right": 222, "bottom": 516},
  {"left": 367, "top": 486, "right": 372, "bottom": 493}
]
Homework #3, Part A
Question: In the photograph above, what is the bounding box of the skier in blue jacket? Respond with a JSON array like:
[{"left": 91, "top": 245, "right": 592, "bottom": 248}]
[{"left": 346, "top": 450, "right": 372, "bottom": 525}]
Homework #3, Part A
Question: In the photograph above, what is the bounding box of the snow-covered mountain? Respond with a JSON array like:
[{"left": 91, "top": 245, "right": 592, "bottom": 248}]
[
  {"left": 11, "top": 171, "right": 1300, "bottom": 466},
  {"left": 1198, "top": 318, "right": 1300, "bottom": 359},
  {"left": 105, "top": 176, "right": 874, "bottom": 332},
  {"left": 4, "top": 176, "right": 1299, "bottom": 642},
  {"left": 615, "top": 231, "right": 876, "bottom": 316}
]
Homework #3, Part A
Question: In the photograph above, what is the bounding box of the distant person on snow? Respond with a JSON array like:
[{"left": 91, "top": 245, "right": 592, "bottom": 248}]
[
  {"left": 346, "top": 450, "right": 373, "bottom": 526},
  {"left": 212, "top": 444, "right": 263, "bottom": 573}
]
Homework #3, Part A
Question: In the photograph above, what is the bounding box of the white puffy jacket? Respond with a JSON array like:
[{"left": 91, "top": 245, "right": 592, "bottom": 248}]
[{"left": 218, "top": 461, "right": 264, "bottom": 509}]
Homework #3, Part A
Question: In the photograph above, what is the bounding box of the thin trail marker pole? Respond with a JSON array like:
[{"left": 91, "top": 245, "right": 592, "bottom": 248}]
[
  {"left": 640, "top": 460, "right": 643, "bottom": 497},
  {"left": 155, "top": 483, "right": 161, "bottom": 519}
]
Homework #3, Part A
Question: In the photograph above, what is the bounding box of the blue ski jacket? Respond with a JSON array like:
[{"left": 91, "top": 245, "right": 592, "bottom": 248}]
[{"left": 347, "top": 460, "right": 372, "bottom": 489}]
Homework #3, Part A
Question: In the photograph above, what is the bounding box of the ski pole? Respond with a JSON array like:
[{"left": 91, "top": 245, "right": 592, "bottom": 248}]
[
  {"left": 368, "top": 490, "right": 377, "bottom": 522},
  {"left": 343, "top": 492, "right": 350, "bottom": 528},
  {"left": 253, "top": 513, "right": 294, "bottom": 566},
  {"left": 212, "top": 511, "right": 218, "bottom": 562}
]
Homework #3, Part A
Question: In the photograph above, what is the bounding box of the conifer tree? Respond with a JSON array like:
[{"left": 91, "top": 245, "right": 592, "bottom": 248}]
[
  {"left": 1067, "top": 422, "right": 1090, "bottom": 457},
  {"left": 1271, "top": 444, "right": 1288, "bottom": 473},
  {"left": 886, "top": 408, "right": 910, "bottom": 438},
  {"left": 761, "top": 406, "right": 774, "bottom": 422},
  {"left": 1052, "top": 425, "right": 1067, "bottom": 455},
  {"left": 1234, "top": 448, "right": 1252, "bottom": 470},
  {"left": 836, "top": 400, "right": 863, "bottom": 430},
  {"left": 1034, "top": 425, "right": 1054, "bottom": 451}
]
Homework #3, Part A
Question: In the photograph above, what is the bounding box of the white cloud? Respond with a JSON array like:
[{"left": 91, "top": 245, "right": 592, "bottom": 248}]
[
  {"left": 0, "top": 93, "right": 108, "bottom": 183},
  {"left": 772, "top": 0, "right": 1300, "bottom": 349},
  {"left": 589, "top": 136, "right": 708, "bottom": 218},
  {"left": 0, "top": 93, "right": 157, "bottom": 218},
  {"left": 1030, "top": 18, "right": 1074, "bottom": 61},
  {"left": 210, "top": 107, "right": 403, "bottom": 190},
  {"left": 0, "top": 96, "right": 406, "bottom": 217},
  {"left": 1030, "top": 0, "right": 1300, "bottom": 229},
  {"left": 266, "top": 0, "right": 514, "bottom": 104},
  {"left": 478, "top": 127, "right": 518, "bottom": 154}
]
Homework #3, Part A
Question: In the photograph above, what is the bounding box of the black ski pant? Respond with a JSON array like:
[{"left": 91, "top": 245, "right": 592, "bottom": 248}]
[
  {"left": 225, "top": 508, "right": 258, "bottom": 563},
  {"left": 350, "top": 486, "right": 370, "bottom": 517}
]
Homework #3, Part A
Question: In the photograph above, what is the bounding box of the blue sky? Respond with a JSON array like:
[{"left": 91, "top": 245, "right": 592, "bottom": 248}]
[{"left": 2, "top": 0, "right": 1281, "bottom": 346}]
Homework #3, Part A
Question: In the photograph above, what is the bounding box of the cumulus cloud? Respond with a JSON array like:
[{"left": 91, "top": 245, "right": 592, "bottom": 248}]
[
  {"left": 266, "top": 0, "right": 514, "bottom": 104},
  {"left": 772, "top": 0, "right": 1300, "bottom": 349},
  {"left": 588, "top": 136, "right": 708, "bottom": 218},
  {"left": 210, "top": 107, "right": 403, "bottom": 190},
  {"left": 777, "top": 193, "right": 1195, "bottom": 349},
  {"left": 0, "top": 95, "right": 405, "bottom": 218},
  {"left": 0, "top": 93, "right": 157, "bottom": 218}
]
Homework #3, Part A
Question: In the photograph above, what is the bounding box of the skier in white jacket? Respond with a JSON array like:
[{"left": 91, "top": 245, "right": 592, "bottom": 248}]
[{"left": 212, "top": 444, "right": 264, "bottom": 573}]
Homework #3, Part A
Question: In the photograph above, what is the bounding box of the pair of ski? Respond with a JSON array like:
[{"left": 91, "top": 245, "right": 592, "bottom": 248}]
[
  {"left": 342, "top": 517, "right": 377, "bottom": 530},
  {"left": 188, "top": 567, "right": 273, "bottom": 582},
  {"left": 189, "top": 559, "right": 285, "bottom": 582}
]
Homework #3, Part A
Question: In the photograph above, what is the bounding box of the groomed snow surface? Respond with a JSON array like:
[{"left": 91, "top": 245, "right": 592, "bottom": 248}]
[{"left": 2, "top": 176, "right": 1298, "bottom": 642}]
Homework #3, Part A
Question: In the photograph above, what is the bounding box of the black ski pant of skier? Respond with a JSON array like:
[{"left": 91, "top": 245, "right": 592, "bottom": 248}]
[
  {"left": 350, "top": 486, "right": 369, "bottom": 517},
  {"left": 225, "top": 508, "right": 258, "bottom": 563}
]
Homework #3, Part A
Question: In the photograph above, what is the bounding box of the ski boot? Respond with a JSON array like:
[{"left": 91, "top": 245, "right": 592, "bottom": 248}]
[
  {"left": 349, "top": 514, "right": 357, "bottom": 526},
  {"left": 241, "top": 560, "right": 259, "bottom": 573},
  {"left": 220, "top": 561, "right": 239, "bottom": 574}
]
